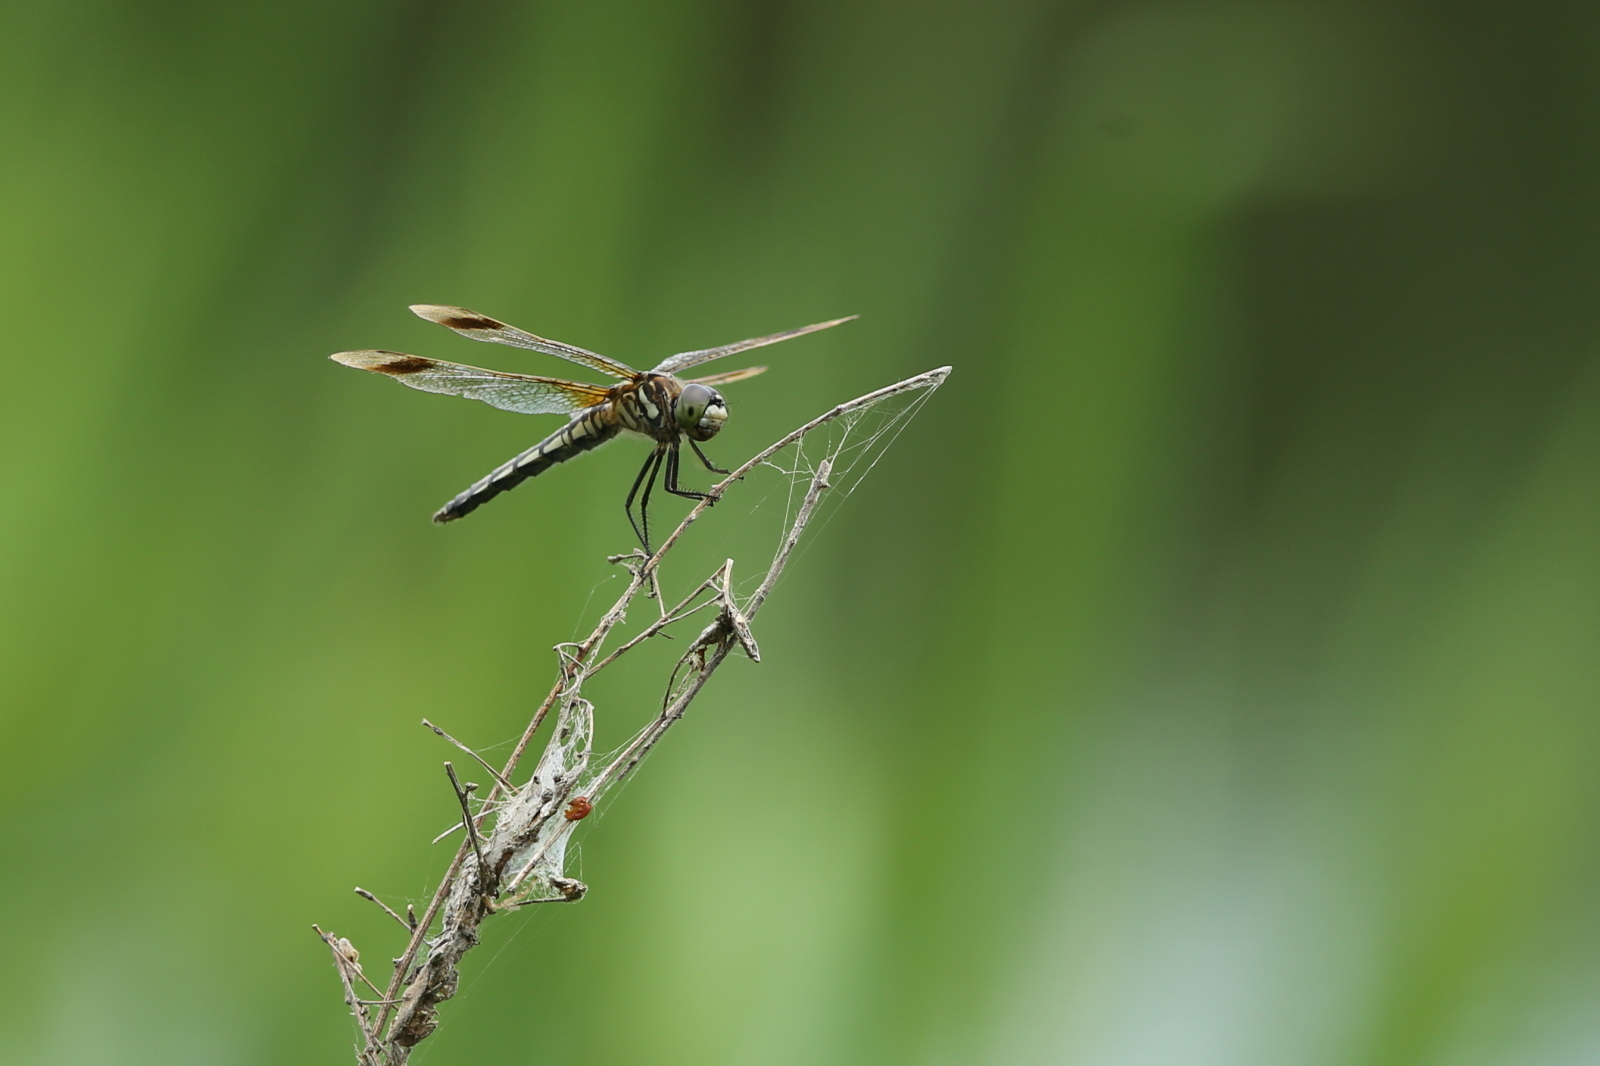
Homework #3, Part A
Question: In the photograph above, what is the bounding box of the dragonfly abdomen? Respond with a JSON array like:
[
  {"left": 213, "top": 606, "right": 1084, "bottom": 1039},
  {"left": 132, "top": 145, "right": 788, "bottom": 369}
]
[{"left": 433, "top": 409, "right": 620, "bottom": 523}]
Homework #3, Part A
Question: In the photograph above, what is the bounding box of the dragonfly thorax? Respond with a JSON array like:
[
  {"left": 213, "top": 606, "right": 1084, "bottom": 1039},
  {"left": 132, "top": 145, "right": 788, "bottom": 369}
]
[{"left": 675, "top": 382, "right": 728, "bottom": 442}]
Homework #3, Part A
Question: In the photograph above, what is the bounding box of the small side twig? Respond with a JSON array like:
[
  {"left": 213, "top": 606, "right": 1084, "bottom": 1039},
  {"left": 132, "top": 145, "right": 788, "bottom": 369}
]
[
  {"left": 422, "top": 720, "right": 517, "bottom": 794},
  {"left": 442, "top": 763, "right": 493, "bottom": 894},
  {"left": 354, "top": 889, "right": 411, "bottom": 932},
  {"left": 314, "top": 924, "right": 379, "bottom": 1056}
]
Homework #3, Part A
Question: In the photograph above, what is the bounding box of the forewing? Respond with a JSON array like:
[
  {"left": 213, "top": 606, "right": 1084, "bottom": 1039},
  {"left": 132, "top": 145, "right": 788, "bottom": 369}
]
[
  {"left": 651, "top": 315, "right": 857, "bottom": 375},
  {"left": 410, "top": 304, "right": 639, "bottom": 381},
  {"left": 330, "top": 350, "right": 610, "bottom": 415},
  {"left": 687, "top": 366, "right": 768, "bottom": 387}
]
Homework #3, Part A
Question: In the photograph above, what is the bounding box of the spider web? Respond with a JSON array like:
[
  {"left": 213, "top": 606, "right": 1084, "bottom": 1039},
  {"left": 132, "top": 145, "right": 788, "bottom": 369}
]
[
  {"left": 503, "top": 366, "right": 949, "bottom": 904},
  {"left": 758, "top": 376, "right": 940, "bottom": 567}
]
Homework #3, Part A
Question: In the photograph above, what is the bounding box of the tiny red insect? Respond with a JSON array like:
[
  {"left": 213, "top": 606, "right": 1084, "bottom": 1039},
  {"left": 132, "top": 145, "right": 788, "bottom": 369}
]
[{"left": 563, "top": 796, "right": 594, "bottom": 821}]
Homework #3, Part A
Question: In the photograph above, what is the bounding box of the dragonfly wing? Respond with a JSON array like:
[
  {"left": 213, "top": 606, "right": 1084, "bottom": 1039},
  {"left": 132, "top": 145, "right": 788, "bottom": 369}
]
[
  {"left": 410, "top": 304, "right": 639, "bottom": 381},
  {"left": 686, "top": 365, "right": 768, "bottom": 387},
  {"left": 650, "top": 315, "right": 857, "bottom": 375},
  {"left": 331, "top": 350, "right": 610, "bottom": 415}
]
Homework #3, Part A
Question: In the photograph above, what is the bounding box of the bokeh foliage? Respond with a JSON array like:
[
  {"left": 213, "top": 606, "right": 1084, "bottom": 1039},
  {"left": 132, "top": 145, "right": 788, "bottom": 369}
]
[{"left": 2, "top": 0, "right": 1599, "bottom": 1064}]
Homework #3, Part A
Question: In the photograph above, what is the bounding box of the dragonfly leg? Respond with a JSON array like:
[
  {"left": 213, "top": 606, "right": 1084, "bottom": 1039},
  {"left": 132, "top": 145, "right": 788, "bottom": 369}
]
[
  {"left": 663, "top": 442, "right": 713, "bottom": 505},
  {"left": 625, "top": 445, "right": 666, "bottom": 551},
  {"left": 641, "top": 446, "right": 669, "bottom": 551},
  {"left": 687, "top": 439, "right": 729, "bottom": 475}
]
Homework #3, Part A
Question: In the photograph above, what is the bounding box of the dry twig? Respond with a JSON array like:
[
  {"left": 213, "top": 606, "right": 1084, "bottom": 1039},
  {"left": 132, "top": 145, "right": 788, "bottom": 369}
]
[{"left": 315, "top": 366, "right": 949, "bottom": 1064}]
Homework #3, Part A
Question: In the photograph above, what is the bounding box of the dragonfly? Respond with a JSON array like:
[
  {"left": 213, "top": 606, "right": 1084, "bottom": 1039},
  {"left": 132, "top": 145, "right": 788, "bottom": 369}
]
[{"left": 331, "top": 304, "right": 856, "bottom": 551}]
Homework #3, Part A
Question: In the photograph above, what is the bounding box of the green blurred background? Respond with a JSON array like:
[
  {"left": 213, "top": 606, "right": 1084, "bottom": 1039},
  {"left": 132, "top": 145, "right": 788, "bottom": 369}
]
[{"left": 4, "top": 0, "right": 1600, "bottom": 1063}]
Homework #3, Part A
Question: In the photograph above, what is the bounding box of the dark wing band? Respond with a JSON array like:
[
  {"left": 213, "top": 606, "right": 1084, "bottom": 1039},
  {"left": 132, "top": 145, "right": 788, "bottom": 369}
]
[
  {"left": 650, "top": 316, "right": 857, "bottom": 375},
  {"left": 410, "top": 304, "right": 640, "bottom": 381},
  {"left": 330, "top": 350, "right": 611, "bottom": 415}
]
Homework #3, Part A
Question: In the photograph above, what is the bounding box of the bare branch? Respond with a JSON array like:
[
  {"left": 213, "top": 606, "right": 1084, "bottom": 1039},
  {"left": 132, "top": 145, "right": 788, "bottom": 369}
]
[{"left": 316, "top": 366, "right": 949, "bottom": 1064}]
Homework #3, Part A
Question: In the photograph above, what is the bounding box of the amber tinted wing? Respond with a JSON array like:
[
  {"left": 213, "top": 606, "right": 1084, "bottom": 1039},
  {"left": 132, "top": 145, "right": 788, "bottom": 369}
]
[
  {"left": 330, "top": 350, "right": 610, "bottom": 415},
  {"left": 650, "top": 315, "right": 857, "bottom": 375},
  {"left": 686, "top": 366, "right": 768, "bottom": 387},
  {"left": 410, "top": 304, "right": 639, "bottom": 381}
]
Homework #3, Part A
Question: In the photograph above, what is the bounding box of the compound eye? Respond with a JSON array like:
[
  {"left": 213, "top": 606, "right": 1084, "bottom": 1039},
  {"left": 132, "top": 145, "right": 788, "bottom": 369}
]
[
  {"left": 676, "top": 383, "right": 714, "bottom": 424},
  {"left": 676, "top": 384, "right": 729, "bottom": 441}
]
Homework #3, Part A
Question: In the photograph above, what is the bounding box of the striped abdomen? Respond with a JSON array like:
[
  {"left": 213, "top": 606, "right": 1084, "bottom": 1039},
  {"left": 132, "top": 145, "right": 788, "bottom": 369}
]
[{"left": 433, "top": 408, "right": 620, "bottom": 523}]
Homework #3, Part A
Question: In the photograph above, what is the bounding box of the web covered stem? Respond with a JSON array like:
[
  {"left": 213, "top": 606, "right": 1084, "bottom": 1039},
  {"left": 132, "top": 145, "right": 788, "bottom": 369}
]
[{"left": 317, "top": 366, "right": 949, "bottom": 1065}]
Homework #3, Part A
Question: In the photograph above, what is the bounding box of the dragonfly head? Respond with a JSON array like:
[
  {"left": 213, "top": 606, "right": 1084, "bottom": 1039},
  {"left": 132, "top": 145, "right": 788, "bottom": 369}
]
[{"left": 675, "top": 383, "right": 728, "bottom": 442}]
